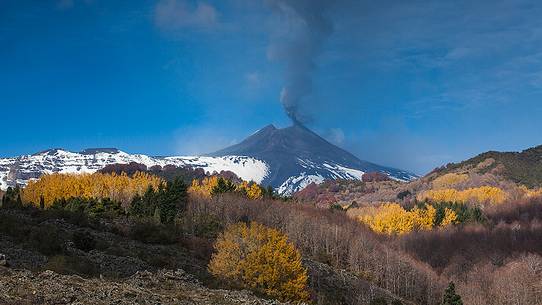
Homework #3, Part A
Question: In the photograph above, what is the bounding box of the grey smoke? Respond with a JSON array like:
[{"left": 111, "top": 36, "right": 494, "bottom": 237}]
[{"left": 267, "top": 0, "right": 334, "bottom": 124}]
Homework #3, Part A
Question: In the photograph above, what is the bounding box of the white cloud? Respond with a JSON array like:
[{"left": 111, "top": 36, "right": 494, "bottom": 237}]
[{"left": 155, "top": 0, "right": 219, "bottom": 31}]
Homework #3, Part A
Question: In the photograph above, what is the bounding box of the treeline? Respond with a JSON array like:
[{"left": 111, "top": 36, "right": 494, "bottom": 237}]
[
  {"left": 190, "top": 176, "right": 274, "bottom": 200},
  {"left": 99, "top": 162, "right": 276, "bottom": 200},
  {"left": 22, "top": 172, "right": 163, "bottom": 208}
]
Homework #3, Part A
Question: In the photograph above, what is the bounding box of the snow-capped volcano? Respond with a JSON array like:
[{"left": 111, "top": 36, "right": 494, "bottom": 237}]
[
  {"left": 209, "top": 123, "right": 418, "bottom": 194},
  {"left": 0, "top": 124, "right": 417, "bottom": 194}
]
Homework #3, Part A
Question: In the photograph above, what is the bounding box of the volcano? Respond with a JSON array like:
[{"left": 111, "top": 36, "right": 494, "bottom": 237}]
[
  {"left": 209, "top": 123, "right": 417, "bottom": 194},
  {"left": 0, "top": 124, "right": 417, "bottom": 195}
]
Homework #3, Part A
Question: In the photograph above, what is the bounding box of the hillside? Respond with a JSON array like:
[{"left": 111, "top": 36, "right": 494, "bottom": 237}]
[
  {"left": 0, "top": 148, "right": 268, "bottom": 191},
  {"left": 210, "top": 123, "right": 417, "bottom": 194},
  {"left": 294, "top": 144, "right": 542, "bottom": 208},
  {"left": 0, "top": 198, "right": 414, "bottom": 305},
  {"left": 0, "top": 125, "right": 417, "bottom": 195},
  {"left": 436, "top": 145, "right": 542, "bottom": 188}
]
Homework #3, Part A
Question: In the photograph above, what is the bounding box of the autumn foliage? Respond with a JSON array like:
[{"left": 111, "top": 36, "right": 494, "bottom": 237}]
[
  {"left": 189, "top": 176, "right": 265, "bottom": 200},
  {"left": 352, "top": 203, "right": 439, "bottom": 235},
  {"left": 431, "top": 173, "right": 469, "bottom": 189},
  {"left": 208, "top": 222, "right": 310, "bottom": 303},
  {"left": 417, "top": 186, "right": 507, "bottom": 205},
  {"left": 22, "top": 172, "right": 164, "bottom": 208}
]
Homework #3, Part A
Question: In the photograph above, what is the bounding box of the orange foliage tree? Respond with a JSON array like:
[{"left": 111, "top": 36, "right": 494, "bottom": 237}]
[{"left": 208, "top": 222, "right": 310, "bottom": 303}]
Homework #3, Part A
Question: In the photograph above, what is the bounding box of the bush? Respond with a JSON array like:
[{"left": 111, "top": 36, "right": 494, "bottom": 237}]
[
  {"left": 29, "top": 225, "right": 64, "bottom": 255},
  {"left": 208, "top": 222, "right": 310, "bottom": 303},
  {"left": 72, "top": 231, "right": 96, "bottom": 252},
  {"left": 129, "top": 221, "right": 178, "bottom": 244},
  {"left": 44, "top": 255, "right": 98, "bottom": 277}
]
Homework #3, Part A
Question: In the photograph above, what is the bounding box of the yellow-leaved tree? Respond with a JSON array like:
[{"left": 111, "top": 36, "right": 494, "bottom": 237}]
[
  {"left": 22, "top": 172, "right": 163, "bottom": 208},
  {"left": 357, "top": 203, "right": 443, "bottom": 235},
  {"left": 440, "top": 208, "right": 458, "bottom": 226},
  {"left": 208, "top": 222, "right": 310, "bottom": 303},
  {"left": 189, "top": 176, "right": 219, "bottom": 197},
  {"left": 358, "top": 203, "right": 415, "bottom": 235},
  {"left": 417, "top": 186, "right": 507, "bottom": 205},
  {"left": 432, "top": 173, "right": 469, "bottom": 189},
  {"left": 237, "top": 181, "right": 264, "bottom": 200}
]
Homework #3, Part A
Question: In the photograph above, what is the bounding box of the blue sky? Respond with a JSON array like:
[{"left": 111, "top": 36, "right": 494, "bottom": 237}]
[{"left": 1, "top": 0, "right": 542, "bottom": 174}]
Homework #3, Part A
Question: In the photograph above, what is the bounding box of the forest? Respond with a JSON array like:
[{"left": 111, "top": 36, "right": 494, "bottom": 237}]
[{"left": 1, "top": 161, "right": 542, "bottom": 305}]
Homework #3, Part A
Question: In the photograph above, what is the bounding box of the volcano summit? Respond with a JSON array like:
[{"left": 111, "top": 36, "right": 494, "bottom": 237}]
[{"left": 210, "top": 123, "right": 417, "bottom": 194}]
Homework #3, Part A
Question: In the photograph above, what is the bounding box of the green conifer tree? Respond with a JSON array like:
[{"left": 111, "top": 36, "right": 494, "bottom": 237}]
[{"left": 441, "top": 282, "right": 463, "bottom": 305}]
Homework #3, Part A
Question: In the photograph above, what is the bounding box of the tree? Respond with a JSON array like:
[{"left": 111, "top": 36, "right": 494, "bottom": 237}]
[
  {"left": 441, "top": 282, "right": 463, "bottom": 305},
  {"left": 208, "top": 222, "right": 310, "bottom": 303},
  {"left": 211, "top": 177, "right": 237, "bottom": 196},
  {"left": 160, "top": 178, "right": 188, "bottom": 224}
]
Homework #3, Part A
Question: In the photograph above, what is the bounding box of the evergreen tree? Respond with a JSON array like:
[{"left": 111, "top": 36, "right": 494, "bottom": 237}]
[
  {"left": 441, "top": 282, "right": 463, "bottom": 305},
  {"left": 160, "top": 177, "right": 188, "bottom": 224},
  {"left": 211, "top": 177, "right": 236, "bottom": 196},
  {"left": 39, "top": 195, "right": 45, "bottom": 210},
  {"left": 16, "top": 193, "right": 22, "bottom": 208}
]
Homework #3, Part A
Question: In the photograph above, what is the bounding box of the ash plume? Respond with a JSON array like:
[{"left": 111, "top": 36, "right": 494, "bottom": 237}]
[{"left": 267, "top": 0, "right": 334, "bottom": 124}]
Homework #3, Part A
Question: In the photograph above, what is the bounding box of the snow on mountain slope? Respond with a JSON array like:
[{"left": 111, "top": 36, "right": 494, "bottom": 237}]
[
  {"left": 210, "top": 123, "right": 419, "bottom": 195},
  {"left": 0, "top": 124, "right": 419, "bottom": 195},
  {"left": 0, "top": 148, "right": 269, "bottom": 190}
]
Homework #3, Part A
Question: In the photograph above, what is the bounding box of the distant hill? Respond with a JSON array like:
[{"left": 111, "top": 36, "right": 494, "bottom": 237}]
[
  {"left": 436, "top": 145, "right": 542, "bottom": 188},
  {"left": 293, "top": 144, "right": 542, "bottom": 207}
]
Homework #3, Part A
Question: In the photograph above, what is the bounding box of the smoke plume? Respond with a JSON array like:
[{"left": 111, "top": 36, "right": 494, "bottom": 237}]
[{"left": 267, "top": 0, "right": 334, "bottom": 124}]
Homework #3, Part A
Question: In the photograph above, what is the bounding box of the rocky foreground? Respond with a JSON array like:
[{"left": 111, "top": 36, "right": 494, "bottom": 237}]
[{"left": 0, "top": 267, "right": 285, "bottom": 305}]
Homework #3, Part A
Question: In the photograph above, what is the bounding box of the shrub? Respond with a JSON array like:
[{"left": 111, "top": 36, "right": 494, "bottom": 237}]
[
  {"left": 29, "top": 225, "right": 64, "bottom": 255},
  {"left": 72, "top": 231, "right": 96, "bottom": 252},
  {"left": 208, "top": 222, "right": 310, "bottom": 303},
  {"left": 129, "top": 221, "right": 178, "bottom": 244},
  {"left": 44, "top": 255, "right": 98, "bottom": 277}
]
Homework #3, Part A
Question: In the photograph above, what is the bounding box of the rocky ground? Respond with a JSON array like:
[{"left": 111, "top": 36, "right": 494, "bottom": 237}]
[
  {"left": 0, "top": 208, "right": 409, "bottom": 305},
  {"left": 0, "top": 267, "right": 285, "bottom": 305}
]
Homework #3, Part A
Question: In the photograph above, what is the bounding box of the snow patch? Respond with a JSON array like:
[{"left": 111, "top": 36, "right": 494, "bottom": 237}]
[{"left": 0, "top": 149, "right": 269, "bottom": 190}]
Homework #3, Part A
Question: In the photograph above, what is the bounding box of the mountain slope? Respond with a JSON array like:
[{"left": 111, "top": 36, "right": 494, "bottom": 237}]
[
  {"left": 435, "top": 144, "right": 542, "bottom": 188},
  {"left": 210, "top": 123, "right": 417, "bottom": 194},
  {"left": 0, "top": 149, "right": 268, "bottom": 190},
  {"left": 0, "top": 125, "right": 417, "bottom": 194}
]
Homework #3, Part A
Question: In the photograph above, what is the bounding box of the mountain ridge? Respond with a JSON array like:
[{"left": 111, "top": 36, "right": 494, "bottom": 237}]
[
  {"left": 0, "top": 124, "right": 418, "bottom": 194},
  {"left": 210, "top": 123, "right": 418, "bottom": 193}
]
